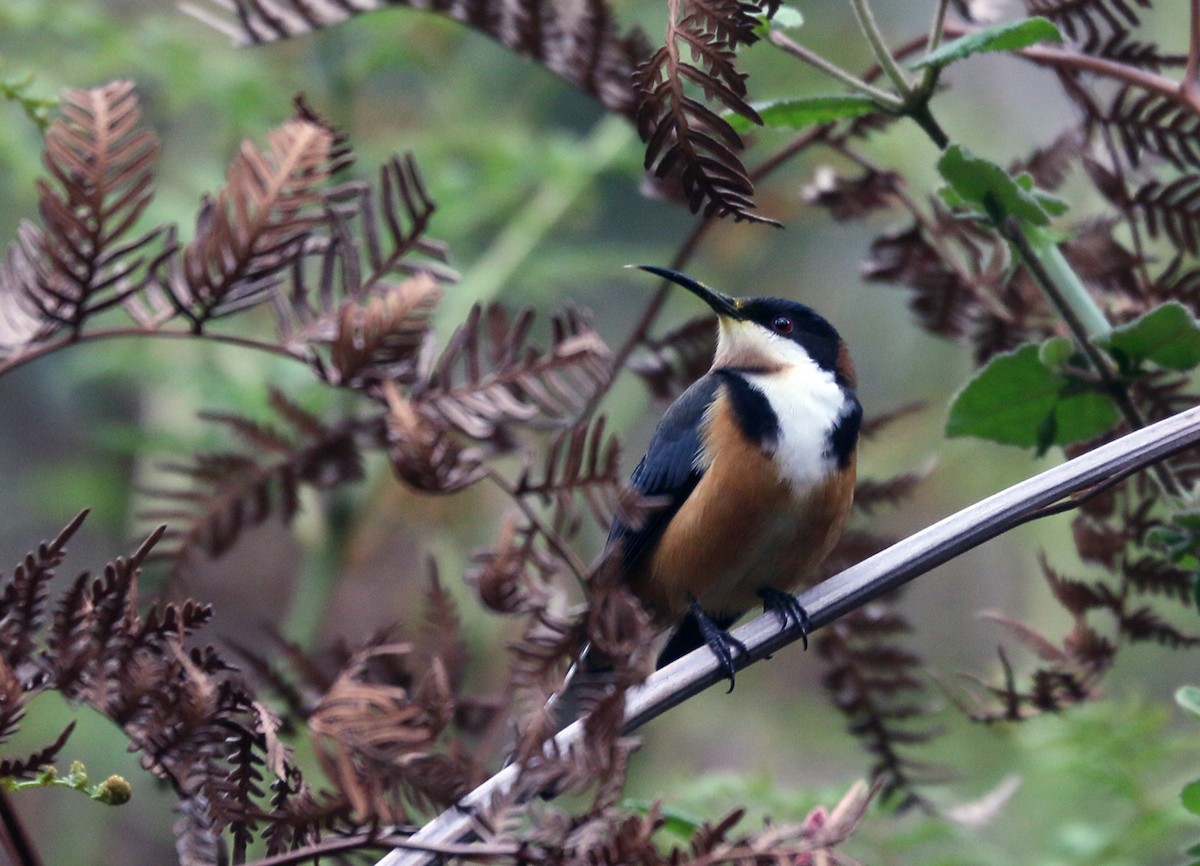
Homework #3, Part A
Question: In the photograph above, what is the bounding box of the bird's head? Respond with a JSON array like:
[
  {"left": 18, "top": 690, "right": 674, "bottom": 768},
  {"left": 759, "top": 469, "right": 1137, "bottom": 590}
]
[{"left": 635, "top": 265, "right": 855, "bottom": 389}]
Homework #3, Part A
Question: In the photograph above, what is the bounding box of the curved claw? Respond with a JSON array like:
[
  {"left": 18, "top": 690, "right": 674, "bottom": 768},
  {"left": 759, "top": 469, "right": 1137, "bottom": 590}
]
[
  {"left": 757, "top": 587, "right": 811, "bottom": 651},
  {"left": 689, "top": 602, "right": 748, "bottom": 693}
]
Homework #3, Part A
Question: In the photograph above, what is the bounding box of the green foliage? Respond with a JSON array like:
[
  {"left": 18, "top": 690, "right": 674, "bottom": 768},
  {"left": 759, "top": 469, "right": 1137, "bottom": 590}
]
[
  {"left": 1101, "top": 302, "right": 1200, "bottom": 373},
  {"left": 0, "top": 71, "right": 56, "bottom": 131},
  {"left": 1, "top": 760, "right": 131, "bottom": 806},
  {"left": 946, "top": 343, "right": 1118, "bottom": 454},
  {"left": 912, "top": 17, "right": 1062, "bottom": 72},
  {"left": 937, "top": 144, "right": 1067, "bottom": 227},
  {"left": 727, "top": 95, "right": 878, "bottom": 132}
]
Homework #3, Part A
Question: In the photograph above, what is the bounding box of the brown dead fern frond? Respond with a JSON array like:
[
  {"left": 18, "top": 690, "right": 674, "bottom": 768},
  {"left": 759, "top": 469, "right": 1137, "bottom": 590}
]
[
  {"left": 309, "top": 643, "right": 473, "bottom": 822},
  {"left": 158, "top": 116, "right": 341, "bottom": 330},
  {"left": 280, "top": 154, "right": 452, "bottom": 357},
  {"left": 185, "top": 0, "right": 650, "bottom": 118},
  {"left": 514, "top": 416, "right": 626, "bottom": 533},
  {"left": 636, "top": 0, "right": 776, "bottom": 223},
  {"left": 1, "top": 81, "right": 162, "bottom": 348},
  {"left": 141, "top": 390, "right": 372, "bottom": 578},
  {"left": 330, "top": 272, "right": 443, "bottom": 391},
  {"left": 629, "top": 313, "right": 717, "bottom": 401},
  {"left": 418, "top": 303, "right": 612, "bottom": 441}
]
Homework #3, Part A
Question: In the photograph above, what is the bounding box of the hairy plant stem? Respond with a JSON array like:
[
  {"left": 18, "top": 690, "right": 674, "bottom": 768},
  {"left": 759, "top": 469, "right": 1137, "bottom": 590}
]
[
  {"left": 767, "top": 31, "right": 903, "bottom": 108},
  {"left": 849, "top": 0, "right": 912, "bottom": 96},
  {"left": 925, "top": 0, "right": 951, "bottom": 53}
]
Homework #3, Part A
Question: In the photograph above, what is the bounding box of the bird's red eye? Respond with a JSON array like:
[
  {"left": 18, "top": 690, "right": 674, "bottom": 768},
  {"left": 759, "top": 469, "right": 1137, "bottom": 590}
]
[{"left": 772, "top": 315, "right": 794, "bottom": 334}]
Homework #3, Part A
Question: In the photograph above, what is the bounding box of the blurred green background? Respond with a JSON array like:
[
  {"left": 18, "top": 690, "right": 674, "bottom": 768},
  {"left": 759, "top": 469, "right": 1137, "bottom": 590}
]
[{"left": 1, "top": 0, "right": 1198, "bottom": 863}]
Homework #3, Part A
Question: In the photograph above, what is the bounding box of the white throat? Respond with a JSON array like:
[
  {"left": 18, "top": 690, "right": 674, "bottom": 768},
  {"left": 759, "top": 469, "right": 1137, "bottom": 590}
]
[{"left": 716, "top": 319, "right": 851, "bottom": 489}]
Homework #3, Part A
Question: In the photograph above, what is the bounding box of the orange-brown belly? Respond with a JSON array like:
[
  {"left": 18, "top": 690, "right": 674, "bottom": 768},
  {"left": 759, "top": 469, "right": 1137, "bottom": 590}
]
[{"left": 627, "top": 432, "right": 855, "bottom": 627}]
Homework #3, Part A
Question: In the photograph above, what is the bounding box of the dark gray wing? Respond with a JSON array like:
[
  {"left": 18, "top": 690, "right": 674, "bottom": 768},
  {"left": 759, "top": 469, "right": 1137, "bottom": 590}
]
[{"left": 607, "top": 374, "right": 720, "bottom": 570}]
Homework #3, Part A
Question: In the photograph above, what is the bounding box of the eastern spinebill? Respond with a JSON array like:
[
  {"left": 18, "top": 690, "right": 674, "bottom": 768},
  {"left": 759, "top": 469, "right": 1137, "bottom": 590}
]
[{"left": 607, "top": 266, "right": 862, "bottom": 689}]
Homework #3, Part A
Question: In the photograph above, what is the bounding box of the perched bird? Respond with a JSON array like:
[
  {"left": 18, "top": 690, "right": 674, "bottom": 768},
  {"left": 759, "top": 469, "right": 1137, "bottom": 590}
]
[{"left": 608, "top": 266, "right": 862, "bottom": 689}]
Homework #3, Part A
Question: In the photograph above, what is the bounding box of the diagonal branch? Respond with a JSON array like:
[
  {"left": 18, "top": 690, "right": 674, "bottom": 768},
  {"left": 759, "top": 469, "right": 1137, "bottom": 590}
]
[{"left": 377, "top": 401, "right": 1200, "bottom": 866}]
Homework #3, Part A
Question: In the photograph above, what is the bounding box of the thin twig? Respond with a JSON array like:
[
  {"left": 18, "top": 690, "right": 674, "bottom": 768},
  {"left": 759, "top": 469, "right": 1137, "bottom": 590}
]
[
  {"left": 768, "top": 31, "right": 904, "bottom": 108},
  {"left": 849, "top": 0, "right": 913, "bottom": 96},
  {"left": 940, "top": 26, "right": 1200, "bottom": 115},
  {"left": 486, "top": 467, "right": 591, "bottom": 586},
  {"left": 378, "top": 403, "right": 1200, "bottom": 866},
  {"left": 925, "top": 0, "right": 952, "bottom": 53},
  {"left": 0, "top": 792, "right": 40, "bottom": 866},
  {"left": 0, "top": 326, "right": 309, "bottom": 379}
]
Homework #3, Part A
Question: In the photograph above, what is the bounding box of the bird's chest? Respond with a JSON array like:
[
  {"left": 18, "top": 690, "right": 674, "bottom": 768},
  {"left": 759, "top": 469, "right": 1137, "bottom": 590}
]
[{"left": 634, "top": 389, "right": 855, "bottom": 623}]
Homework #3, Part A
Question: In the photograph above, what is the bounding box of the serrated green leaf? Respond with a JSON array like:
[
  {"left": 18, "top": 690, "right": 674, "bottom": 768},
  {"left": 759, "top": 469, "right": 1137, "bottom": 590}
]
[
  {"left": 1176, "top": 686, "right": 1200, "bottom": 719},
  {"left": 937, "top": 145, "right": 1052, "bottom": 226},
  {"left": 726, "top": 95, "right": 879, "bottom": 133},
  {"left": 1183, "top": 779, "right": 1200, "bottom": 815},
  {"left": 946, "top": 343, "right": 1119, "bottom": 448},
  {"left": 913, "top": 16, "right": 1063, "bottom": 70},
  {"left": 1102, "top": 302, "right": 1200, "bottom": 372}
]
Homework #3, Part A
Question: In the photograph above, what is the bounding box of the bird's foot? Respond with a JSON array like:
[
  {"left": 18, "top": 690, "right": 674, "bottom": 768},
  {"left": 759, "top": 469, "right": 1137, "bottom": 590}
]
[
  {"left": 690, "top": 601, "right": 747, "bottom": 693},
  {"left": 757, "top": 587, "right": 811, "bottom": 651}
]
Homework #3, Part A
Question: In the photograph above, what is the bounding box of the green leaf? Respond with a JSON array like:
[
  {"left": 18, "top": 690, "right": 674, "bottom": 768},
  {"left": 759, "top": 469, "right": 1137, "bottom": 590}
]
[
  {"left": 1102, "top": 302, "right": 1200, "bottom": 372},
  {"left": 937, "top": 145, "right": 1054, "bottom": 226},
  {"left": 1183, "top": 779, "right": 1200, "bottom": 815},
  {"left": 1038, "top": 336, "right": 1074, "bottom": 369},
  {"left": 913, "top": 17, "right": 1063, "bottom": 70},
  {"left": 946, "top": 343, "right": 1119, "bottom": 449},
  {"left": 727, "top": 95, "right": 879, "bottom": 133},
  {"left": 1176, "top": 685, "right": 1200, "bottom": 719}
]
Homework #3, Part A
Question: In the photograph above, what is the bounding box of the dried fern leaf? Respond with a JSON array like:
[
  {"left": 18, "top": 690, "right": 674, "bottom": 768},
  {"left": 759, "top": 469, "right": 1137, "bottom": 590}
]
[
  {"left": 0, "top": 509, "right": 89, "bottom": 676},
  {"left": 4, "top": 81, "right": 162, "bottom": 345},
  {"left": 515, "top": 416, "right": 625, "bottom": 531},
  {"left": 331, "top": 272, "right": 443, "bottom": 389},
  {"left": 384, "top": 381, "right": 487, "bottom": 493},
  {"left": 309, "top": 643, "right": 466, "bottom": 821},
  {"left": 160, "top": 118, "right": 337, "bottom": 327},
  {"left": 1025, "top": 0, "right": 1150, "bottom": 53},
  {"left": 629, "top": 313, "right": 716, "bottom": 400},
  {"left": 636, "top": 0, "right": 774, "bottom": 223},
  {"left": 282, "top": 154, "right": 452, "bottom": 350},
  {"left": 142, "top": 390, "right": 369, "bottom": 576},
  {"left": 1109, "top": 87, "right": 1200, "bottom": 171},
  {"left": 185, "top": 0, "right": 649, "bottom": 118},
  {"left": 1132, "top": 174, "right": 1200, "bottom": 255},
  {"left": 420, "top": 304, "right": 612, "bottom": 440}
]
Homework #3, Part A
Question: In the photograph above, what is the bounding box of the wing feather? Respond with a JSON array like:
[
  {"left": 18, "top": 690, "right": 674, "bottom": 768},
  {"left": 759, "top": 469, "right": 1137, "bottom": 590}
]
[{"left": 607, "top": 374, "right": 719, "bottom": 569}]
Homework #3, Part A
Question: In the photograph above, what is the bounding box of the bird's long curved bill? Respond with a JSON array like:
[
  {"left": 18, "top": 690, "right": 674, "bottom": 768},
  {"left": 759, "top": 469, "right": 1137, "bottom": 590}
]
[{"left": 633, "top": 265, "right": 742, "bottom": 319}]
